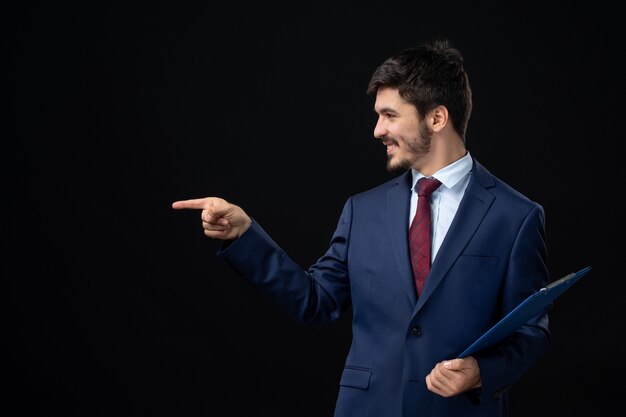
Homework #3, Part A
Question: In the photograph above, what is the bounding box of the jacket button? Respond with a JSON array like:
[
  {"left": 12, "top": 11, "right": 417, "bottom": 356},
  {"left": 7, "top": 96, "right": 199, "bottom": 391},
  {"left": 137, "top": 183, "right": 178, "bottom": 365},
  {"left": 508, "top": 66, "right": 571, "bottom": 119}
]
[{"left": 410, "top": 326, "right": 422, "bottom": 336}]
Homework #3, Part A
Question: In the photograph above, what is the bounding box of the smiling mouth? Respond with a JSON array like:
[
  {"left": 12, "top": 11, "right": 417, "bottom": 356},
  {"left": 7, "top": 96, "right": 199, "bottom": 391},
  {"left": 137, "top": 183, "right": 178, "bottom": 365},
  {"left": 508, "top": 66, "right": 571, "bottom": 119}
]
[{"left": 382, "top": 138, "right": 399, "bottom": 155}]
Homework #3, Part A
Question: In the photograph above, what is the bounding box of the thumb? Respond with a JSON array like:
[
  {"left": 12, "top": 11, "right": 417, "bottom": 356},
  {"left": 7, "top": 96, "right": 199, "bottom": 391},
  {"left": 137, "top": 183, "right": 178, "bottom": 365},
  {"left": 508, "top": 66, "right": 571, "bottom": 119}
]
[
  {"left": 204, "top": 198, "right": 234, "bottom": 219},
  {"left": 443, "top": 359, "right": 463, "bottom": 370}
]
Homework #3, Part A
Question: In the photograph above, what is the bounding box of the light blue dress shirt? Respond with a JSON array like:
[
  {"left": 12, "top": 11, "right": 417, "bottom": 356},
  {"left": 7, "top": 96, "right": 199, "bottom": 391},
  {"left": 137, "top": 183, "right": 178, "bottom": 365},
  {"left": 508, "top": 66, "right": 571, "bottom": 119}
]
[{"left": 410, "top": 151, "right": 473, "bottom": 261}]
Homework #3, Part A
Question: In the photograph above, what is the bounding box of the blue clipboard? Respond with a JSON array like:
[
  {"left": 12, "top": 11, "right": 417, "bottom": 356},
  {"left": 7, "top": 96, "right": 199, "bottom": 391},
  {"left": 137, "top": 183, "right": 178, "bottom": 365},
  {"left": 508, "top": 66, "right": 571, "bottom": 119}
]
[{"left": 457, "top": 266, "right": 592, "bottom": 358}]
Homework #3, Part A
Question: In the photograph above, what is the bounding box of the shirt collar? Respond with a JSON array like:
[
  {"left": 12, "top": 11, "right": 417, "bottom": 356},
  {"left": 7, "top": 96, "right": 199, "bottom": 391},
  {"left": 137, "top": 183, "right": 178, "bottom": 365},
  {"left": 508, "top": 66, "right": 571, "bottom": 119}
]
[{"left": 411, "top": 151, "right": 473, "bottom": 191}]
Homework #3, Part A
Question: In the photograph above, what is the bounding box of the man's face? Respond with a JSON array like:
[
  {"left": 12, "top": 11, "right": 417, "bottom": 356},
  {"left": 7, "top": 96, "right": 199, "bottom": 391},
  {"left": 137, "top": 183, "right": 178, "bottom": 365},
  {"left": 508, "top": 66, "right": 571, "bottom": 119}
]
[{"left": 373, "top": 87, "right": 432, "bottom": 174}]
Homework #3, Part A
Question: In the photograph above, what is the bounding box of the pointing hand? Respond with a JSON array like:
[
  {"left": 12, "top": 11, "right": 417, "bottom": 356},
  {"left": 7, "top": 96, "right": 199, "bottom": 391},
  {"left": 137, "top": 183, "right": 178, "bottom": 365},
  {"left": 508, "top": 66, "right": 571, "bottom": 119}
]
[{"left": 172, "top": 197, "right": 252, "bottom": 240}]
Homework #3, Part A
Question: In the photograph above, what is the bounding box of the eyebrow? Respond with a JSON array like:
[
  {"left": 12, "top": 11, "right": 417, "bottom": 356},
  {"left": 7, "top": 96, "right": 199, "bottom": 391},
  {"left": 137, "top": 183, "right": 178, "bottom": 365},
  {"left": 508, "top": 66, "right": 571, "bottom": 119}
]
[{"left": 374, "top": 106, "right": 398, "bottom": 115}]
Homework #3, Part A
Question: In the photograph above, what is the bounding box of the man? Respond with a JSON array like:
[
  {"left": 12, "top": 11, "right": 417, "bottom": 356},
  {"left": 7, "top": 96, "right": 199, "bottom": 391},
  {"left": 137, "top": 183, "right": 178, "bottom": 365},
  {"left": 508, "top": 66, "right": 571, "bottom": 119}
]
[{"left": 173, "top": 39, "right": 550, "bottom": 417}]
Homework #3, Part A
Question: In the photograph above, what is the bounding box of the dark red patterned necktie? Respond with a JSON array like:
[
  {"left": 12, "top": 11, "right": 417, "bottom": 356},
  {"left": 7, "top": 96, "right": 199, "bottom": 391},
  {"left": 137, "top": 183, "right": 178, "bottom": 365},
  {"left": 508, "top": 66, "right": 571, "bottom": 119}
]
[{"left": 409, "top": 177, "right": 442, "bottom": 297}]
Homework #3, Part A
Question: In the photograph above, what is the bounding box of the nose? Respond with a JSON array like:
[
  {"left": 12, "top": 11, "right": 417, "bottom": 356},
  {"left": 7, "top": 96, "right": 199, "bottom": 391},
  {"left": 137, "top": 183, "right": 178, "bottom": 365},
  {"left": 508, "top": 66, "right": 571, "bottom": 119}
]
[{"left": 373, "top": 116, "right": 387, "bottom": 139}]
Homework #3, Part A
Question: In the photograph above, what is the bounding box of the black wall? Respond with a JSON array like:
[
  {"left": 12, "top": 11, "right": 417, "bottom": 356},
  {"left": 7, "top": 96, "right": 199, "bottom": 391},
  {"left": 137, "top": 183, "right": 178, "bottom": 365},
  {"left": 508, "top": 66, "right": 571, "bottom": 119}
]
[{"left": 4, "top": 2, "right": 623, "bottom": 416}]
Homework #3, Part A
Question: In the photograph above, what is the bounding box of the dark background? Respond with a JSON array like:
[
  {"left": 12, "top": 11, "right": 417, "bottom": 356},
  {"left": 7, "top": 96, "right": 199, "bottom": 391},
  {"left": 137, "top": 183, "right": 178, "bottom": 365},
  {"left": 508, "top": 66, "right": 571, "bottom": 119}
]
[{"left": 3, "top": 1, "right": 624, "bottom": 416}]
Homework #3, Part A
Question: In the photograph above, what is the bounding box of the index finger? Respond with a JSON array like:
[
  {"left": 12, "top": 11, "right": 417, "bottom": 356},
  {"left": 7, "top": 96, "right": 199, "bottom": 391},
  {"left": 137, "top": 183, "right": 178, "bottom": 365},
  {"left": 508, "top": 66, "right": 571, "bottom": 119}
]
[{"left": 171, "top": 198, "right": 210, "bottom": 210}]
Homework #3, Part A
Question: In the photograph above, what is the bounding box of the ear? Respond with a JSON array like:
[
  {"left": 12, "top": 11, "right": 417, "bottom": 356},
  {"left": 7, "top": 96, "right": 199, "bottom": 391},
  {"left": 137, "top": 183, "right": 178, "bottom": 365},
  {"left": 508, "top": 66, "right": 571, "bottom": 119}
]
[{"left": 429, "top": 105, "right": 449, "bottom": 133}]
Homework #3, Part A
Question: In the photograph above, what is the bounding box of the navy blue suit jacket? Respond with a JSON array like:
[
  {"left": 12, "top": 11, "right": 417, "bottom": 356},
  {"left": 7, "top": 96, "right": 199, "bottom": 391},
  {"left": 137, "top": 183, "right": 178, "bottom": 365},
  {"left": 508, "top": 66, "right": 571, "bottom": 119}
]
[{"left": 219, "top": 158, "right": 550, "bottom": 417}]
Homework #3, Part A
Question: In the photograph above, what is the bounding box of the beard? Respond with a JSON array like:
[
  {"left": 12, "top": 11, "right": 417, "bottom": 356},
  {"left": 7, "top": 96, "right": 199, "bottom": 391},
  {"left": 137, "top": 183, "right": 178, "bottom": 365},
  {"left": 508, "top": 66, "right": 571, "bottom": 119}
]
[{"left": 386, "top": 122, "right": 433, "bottom": 174}]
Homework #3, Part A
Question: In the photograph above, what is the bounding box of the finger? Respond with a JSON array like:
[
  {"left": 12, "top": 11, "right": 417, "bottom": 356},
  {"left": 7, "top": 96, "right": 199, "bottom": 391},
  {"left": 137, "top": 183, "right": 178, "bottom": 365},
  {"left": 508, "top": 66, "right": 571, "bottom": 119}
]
[
  {"left": 425, "top": 373, "right": 435, "bottom": 391},
  {"left": 203, "top": 208, "right": 229, "bottom": 222},
  {"left": 172, "top": 198, "right": 210, "bottom": 210},
  {"left": 204, "top": 224, "right": 232, "bottom": 239},
  {"left": 434, "top": 363, "right": 456, "bottom": 387},
  {"left": 443, "top": 359, "right": 462, "bottom": 371},
  {"left": 202, "top": 218, "right": 229, "bottom": 228},
  {"left": 425, "top": 372, "right": 446, "bottom": 395},
  {"left": 201, "top": 207, "right": 229, "bottom": 224},
  {"left": 202, "top": 221, "right": 229, "bottom": 232}
]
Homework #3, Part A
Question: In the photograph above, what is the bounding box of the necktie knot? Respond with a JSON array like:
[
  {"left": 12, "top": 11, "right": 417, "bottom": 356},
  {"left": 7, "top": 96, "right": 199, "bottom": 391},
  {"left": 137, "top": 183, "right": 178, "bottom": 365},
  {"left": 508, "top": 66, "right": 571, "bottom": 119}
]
[{"left": 417, "top": 177, "right": 442, "bottom": 197}]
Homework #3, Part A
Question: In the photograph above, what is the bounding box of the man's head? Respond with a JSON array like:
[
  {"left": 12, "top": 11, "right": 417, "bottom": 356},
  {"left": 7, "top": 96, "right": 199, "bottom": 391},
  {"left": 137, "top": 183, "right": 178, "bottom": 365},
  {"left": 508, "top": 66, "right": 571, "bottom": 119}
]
[
  {"left": 368, "top": 39, "right": 472, "bottom": 142},
  {"left": 368, "top": 39, "right": 472, "bottom": 174}
]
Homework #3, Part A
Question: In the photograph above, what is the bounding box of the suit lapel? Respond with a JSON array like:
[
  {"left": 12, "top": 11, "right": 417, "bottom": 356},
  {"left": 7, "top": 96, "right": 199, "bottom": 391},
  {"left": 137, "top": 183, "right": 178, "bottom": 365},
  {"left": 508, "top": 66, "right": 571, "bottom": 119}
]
[
  {"left": 414, "top": 160, "right": 496, "bottom": 311},
  {"left": 387, "top": 172, "right": 417, "bottom": 305}
]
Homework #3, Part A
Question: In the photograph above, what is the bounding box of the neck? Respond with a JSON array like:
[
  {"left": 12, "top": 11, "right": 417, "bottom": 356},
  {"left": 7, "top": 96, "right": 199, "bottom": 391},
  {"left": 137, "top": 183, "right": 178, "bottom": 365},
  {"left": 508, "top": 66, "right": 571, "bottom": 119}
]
[{"left": 414, "top": 135, "right": 466, "bottom": 177}]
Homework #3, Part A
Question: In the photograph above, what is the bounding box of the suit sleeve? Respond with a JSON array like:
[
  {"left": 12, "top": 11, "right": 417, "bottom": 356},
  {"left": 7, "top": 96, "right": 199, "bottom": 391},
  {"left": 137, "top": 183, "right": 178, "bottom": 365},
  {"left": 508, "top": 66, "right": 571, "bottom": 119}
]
[{"left": 216, "top": 199, "right": 354, "bottom": 325}]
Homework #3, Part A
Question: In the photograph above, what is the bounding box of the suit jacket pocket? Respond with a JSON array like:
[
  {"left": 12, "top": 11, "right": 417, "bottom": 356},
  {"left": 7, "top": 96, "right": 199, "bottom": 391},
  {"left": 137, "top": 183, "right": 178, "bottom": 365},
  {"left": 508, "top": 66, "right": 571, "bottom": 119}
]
[
  {"left": 339, "top": 367, "right": 372, "bottom": 390},
  {"left": 455, "top": 255, "right": 498, "bottom": 268}
]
